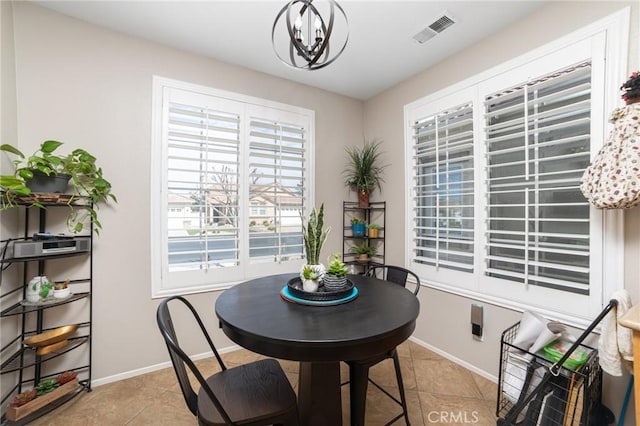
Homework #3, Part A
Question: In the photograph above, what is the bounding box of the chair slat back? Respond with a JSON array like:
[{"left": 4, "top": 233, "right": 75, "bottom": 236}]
[
  {"left": 367, "top": 265, "right": 420, "bottom": 296},
  {"left": 157, "top": 296, "right": 233, "bottom": 424}
]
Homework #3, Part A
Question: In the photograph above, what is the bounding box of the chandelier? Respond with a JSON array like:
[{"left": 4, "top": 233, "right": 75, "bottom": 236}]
[{"left": 272, "top": 0, "right": 349, "bottom": 71}]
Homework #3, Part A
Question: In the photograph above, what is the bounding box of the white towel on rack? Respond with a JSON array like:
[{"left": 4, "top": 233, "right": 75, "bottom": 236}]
[{"left": 598, "top": 290, "right": 633, "bottom": 376}]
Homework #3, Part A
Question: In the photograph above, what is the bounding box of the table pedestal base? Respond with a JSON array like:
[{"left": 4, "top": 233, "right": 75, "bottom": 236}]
[{"left": 299, "top": 362, "right": 342, "bottom": 425}]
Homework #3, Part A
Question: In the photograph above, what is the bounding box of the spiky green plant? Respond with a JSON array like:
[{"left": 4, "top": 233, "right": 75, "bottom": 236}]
[
  {"left": 343, "top": 139, "right": 388, "bottom": 193},
  {"left": 301, "top": 203, "right": 330, "bottom": 265},
  {"left": 326, "top": 253, "right": 348, "bottom": 277},
  {"left": 302, "top": 265, "right": 320, "bottom": 280}
]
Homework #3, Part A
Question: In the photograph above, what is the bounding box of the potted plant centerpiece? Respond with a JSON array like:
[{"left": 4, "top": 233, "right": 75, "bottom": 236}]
[
  {"left": 323, "top": 253, "right": 349, "bottom": 291},
  {"left": 301, "top": 265, "right": 321, "bottom": 293},
  {"left": 351, "top": 217, "right": 366, "bottom": 237},
  {"left": 0, "top": 140, "right": 116, "bottom": 233},
  {"left": 300, "top": 203, "right": 330, "bottom": 291},
  {"left": 350, "top": 242, "right": 377, "bottom": 263},
  {"left": 343, "top": 139, "right": 388, "bottom": 207}
]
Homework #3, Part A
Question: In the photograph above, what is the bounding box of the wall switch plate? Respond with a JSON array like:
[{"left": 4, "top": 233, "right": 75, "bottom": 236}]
[{"left": 471, "top": 304, "right": 483, "bottom": 340}]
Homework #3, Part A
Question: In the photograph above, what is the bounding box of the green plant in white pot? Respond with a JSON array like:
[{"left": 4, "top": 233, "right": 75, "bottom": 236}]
[
  {"left": 300, "top": 203, "right": 330, "bottom": 290},
  {"left": 301, "top": 265, "right": 321, "bottom": 293}
]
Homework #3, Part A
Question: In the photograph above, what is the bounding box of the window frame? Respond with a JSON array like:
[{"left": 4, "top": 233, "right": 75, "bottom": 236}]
[
  {"left": 403, "top": 8, "right": 628, "bottom": 325},
  {"left": 151, "top": 77, "right": 315, "bottom": 298}
]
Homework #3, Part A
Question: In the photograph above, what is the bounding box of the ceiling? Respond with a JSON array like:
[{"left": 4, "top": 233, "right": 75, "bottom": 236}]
[{"left": 34, "top": 0, "right": 548, "bottom": 100}]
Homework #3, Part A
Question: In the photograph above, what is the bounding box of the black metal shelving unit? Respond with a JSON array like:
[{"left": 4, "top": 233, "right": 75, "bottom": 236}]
[
  {"left": 0, "top": 201, "right": 92, "bottom": 425},
  {"left": 342, "top": 201, "right": 386, "bottom": 274}
]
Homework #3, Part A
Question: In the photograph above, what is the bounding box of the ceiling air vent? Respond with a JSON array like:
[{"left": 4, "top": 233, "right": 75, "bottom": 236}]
[{"left": 412, "top": 13, "right": 456, "bottom": 44}]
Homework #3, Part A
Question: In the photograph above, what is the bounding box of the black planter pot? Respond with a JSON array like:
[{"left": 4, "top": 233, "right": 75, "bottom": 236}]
[{"left": 26, "top": 170, "right": 71, "bottom": 193}]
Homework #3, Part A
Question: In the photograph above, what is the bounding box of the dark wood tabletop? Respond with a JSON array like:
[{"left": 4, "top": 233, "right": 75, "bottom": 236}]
[{"left": 215, "top": 272, "right": 420, "bottom": 425}]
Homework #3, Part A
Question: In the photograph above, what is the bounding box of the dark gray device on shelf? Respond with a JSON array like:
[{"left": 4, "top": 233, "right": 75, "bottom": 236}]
[{"left": 10, "top": 236, "right": 91, "bottom": 258}]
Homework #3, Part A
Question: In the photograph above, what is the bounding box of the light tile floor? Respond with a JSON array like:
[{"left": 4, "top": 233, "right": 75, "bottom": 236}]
[{"left": 31, "top": 340, "right": 498, "bottom": 425}]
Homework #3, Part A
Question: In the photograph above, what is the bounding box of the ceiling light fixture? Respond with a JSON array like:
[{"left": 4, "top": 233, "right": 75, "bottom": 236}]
[{"left": 272, "top": 0, "right": 349, "bottom": 71}]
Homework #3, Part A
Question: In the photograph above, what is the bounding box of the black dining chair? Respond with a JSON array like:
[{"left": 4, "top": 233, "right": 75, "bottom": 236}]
[
  {"left": 350, "top": 265, "right": 420, "bottom": 425},
  {"left": 156, "top": 295, "right": 299, "bottom": 426}
]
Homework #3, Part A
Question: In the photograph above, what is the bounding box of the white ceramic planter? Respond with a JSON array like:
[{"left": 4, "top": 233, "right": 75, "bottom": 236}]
[
  {"left": 302, "top": 279, "right": 319, "bottom": 293},
  {"left": 53, "top": 288, "right": 71, "bottom": 299}
]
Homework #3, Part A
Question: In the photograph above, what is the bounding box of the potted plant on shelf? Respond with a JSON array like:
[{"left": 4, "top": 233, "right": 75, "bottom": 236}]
[
  {"left": 351, "top": 217, "right": 366, "bottom": 237},
  {"left": 53, "top": 280, "right": 71, "bottom": 299},
  {"left": 323, "top": 253, "right": 349, "bottom": 291},
  {"left": 0, "top": 140, "right": 116, "bottom": 233},
  {"left": 300, "top": 203, "right": 330, "bottom": 289},
  {"left": 343, "top": 139, "right": 388, "bottom": 207},
  {"left": 367, "top": 223, "right": 381, "bottom": 238},
  {"left": 349, "top": 242, "right": 377, "bottom": 263}
]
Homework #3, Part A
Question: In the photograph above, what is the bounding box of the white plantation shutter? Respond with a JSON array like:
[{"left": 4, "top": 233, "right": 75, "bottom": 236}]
[
  {"left": 167, "top": 102, "right": 241, "bottom": 271},
  {"left": 248, "top": 118, "right": 306, "bottom": 264},
  {"left": 484, "top": 63, "right": 592, "bottom": 294},
  {"left": 404, "top": 20, "right": 627, "bottom": 320},
  {"left": 412, "top": 102, "right": 475, "bottom": 272},
  {"left": 152, "top": 79, "right": 314, "bottom": 296}
]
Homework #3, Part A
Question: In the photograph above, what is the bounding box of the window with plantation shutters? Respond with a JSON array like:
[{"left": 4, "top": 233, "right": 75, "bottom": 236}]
[
  {"left": 166, "top": 102, "right": 241, "bottom": 272},
  {"left": 484, "top": 63, "right": 592, "bottom": 295},
  {"left": 412, "top": 102, "right": 475, "bottom": 273},
  {"left": 248, "top": 118, "right": 305, "bottom": 264},
  {"left": 405, "top": 19, "right": 626, "bottom": 321},
  {"left": 152, "top": 78, "right": 314, "bottom": 296}
]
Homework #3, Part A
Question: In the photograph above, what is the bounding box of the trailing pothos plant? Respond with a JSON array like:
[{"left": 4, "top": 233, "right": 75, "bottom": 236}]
[{"left": 0, "top": 140, "right": 116, "bottom": 234}]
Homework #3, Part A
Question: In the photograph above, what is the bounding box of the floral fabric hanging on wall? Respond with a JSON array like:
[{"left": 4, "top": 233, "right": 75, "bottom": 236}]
[{"left": 580, "top": 72, "right": 640, "bottom": 209}]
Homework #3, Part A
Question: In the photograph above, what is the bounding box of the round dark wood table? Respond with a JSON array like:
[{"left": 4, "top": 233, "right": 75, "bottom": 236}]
[{"left": 215, "top": 273, "right": 420, "bottom": 426}]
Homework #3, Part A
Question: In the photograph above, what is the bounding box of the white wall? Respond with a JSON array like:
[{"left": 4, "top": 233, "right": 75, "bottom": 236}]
[
  {"left": 0, "top": 0, "right": 21, "bottom": 404},
  {"left": 10, "top": 1, "right": 363, "bottom": 383},
  {"left": 363, "top": 1, "right": 639, "bottom": 423}
]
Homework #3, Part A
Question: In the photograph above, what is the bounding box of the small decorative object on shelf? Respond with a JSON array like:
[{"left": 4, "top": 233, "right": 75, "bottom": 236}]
[
  {"left": 351, "top": 217, "right": 366, "bottom": 237},
  {"left": 343, "top": 139, "right": 388, "bottom": 207},
  {"left": 53, "top": 280, "right": 71, "bottom": 299},
  {"left": 26, "top": 275, "right": 50, "bottom": 303},
  {"left": 300, "top": 203, "right": 330, "bottom": 283},
  {"left": 323, "top": 253, "right": 349, "bottom": 290},
  {"left": 5, "top": 374, "right": 79, "bottom": 421},
  {"left": 367, "top": 223, "right": 381, "bottom": 238},
  {"left": 23, "top": 324, "right": 79, "bottom": 348}
]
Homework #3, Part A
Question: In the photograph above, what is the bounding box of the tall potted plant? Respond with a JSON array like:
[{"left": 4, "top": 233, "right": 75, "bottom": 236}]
[
  {"left": 343, "top": 139, "right": 388, "bottom": 207},
  {"left": 0, "top": 140, "right": 116, "bottom": 233},
  {"left": 300, "top": 203, "right": 330, "bottom": 288}
]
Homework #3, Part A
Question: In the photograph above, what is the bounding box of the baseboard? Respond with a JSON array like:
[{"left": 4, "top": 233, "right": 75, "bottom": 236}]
[
  {"left": 93, "top": 339, "right": 498, "bottom": 388},
  {"left": 408, "top": 336, "right": 498, "bottom": 384},
  {"left": 91, "top": 344, "right": 242, "bottom": 387}
]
